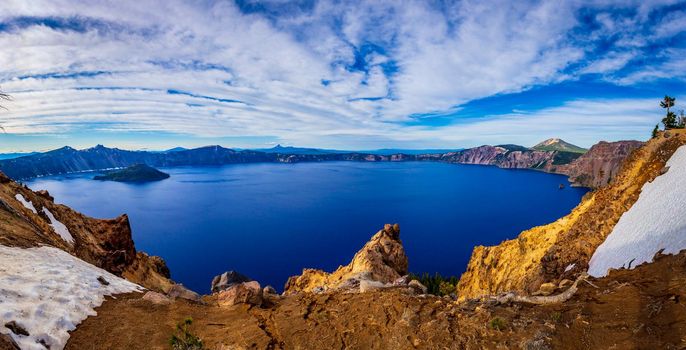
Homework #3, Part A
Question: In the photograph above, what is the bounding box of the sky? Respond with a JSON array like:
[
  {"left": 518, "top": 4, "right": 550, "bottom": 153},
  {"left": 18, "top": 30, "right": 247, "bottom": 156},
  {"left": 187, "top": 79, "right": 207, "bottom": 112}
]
[{"left": 0, "top": 0, "right": 685, "bottom": 152}]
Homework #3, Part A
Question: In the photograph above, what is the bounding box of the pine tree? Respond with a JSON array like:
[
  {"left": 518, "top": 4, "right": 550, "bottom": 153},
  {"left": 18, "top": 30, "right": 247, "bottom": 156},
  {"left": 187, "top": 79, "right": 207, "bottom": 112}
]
[
  {"left": 652, "top": 124, "right": 659, "bottom": 138},
  {"left": 660, "top": 96, "right": 678, "bottom": 129}
]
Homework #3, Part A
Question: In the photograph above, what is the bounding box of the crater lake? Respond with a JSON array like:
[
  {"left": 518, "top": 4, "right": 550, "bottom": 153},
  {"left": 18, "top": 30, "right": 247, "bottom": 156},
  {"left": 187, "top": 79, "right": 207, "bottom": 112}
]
[{"left": 27, "top": 161, "right": 588, "bottom": 293}]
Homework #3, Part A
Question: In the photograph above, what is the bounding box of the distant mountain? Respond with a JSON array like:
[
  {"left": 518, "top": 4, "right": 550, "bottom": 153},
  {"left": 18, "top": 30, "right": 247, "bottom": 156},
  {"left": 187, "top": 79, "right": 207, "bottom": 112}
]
[
  {"left": 94, "top": 164, "right": 170, "bottom": 182},
  {"left": 532, "top": 138, "right": 588, "bottom": 154},
  {"left": 0, "top": 152, "right": 39, "bottom": 160},
  {"left": 252, "top": 144, "right": 341, "bottom": 155},
  {"left": 164, "top": 147, "right": 188, "bottom": 153},
  {"left": 0, "top": 141, "right": 638, "bottom": 188}
]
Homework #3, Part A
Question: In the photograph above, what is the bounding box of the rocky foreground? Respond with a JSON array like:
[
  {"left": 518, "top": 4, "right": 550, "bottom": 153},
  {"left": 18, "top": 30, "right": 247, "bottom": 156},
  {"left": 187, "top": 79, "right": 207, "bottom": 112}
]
[{"left": 0, "top": 131, "right": 685, "bottom": 349}]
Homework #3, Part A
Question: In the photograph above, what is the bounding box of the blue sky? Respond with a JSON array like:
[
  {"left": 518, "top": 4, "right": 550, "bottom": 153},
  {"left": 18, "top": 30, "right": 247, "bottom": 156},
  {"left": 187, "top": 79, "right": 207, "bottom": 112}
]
[{"left": 0, "top": 0, "right": 685, "bottom": 152}]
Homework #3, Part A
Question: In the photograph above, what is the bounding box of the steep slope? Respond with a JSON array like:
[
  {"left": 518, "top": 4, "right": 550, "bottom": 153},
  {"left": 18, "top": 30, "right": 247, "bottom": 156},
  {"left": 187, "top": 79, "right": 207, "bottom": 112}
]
[
  {"left": 457, "top": 130, "right": 685, "bottom": 299},
  {"left": 532, "top": 138, "right": 588, "bottom": 153}
]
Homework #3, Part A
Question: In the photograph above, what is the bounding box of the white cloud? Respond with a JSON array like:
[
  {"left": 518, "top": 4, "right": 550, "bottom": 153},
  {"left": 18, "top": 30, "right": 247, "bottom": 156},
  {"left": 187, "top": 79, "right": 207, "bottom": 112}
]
[{"left": 0, "top": 0, "right": 683, "bottom": 149}]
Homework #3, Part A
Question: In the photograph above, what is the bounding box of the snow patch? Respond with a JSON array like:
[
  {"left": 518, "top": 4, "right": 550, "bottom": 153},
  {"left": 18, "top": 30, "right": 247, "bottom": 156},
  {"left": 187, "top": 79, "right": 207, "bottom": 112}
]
[
  {"left": 0, "top": 245, "right": 143, "bottom": 350},
  {"left": 14, "top": 193, "right": 37, "bottom": 214},
  {"left": 564, "top": 263, "right": 575, "bottom": 272},
  {"left": 588, "top": 145, "right": 686, "bottom": 277},
  {"left": 41, "top": 208, "right": 74, "bottom": 244}
]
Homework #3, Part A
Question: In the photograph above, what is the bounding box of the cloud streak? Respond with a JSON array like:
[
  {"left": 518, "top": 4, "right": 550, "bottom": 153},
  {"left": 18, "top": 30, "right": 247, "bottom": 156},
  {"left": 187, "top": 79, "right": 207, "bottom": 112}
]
[{"left": 0, "top": 0, "right": 684, "bottom": 150}]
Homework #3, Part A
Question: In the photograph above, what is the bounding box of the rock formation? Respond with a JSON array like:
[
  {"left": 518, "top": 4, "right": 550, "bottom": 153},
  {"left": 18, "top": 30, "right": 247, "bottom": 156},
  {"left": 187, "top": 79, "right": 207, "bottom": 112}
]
[
  {"left": 457, "top": 130, "right": 685, "bottom": 299},
  {"left": 284, "top": 223, "right": 408, "bottom": 294}
]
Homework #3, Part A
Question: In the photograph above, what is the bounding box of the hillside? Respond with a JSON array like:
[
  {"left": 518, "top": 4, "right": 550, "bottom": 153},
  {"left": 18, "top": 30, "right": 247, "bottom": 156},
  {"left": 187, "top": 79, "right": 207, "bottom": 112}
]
[
  {"left": 457, "top": 130, "right": 684, "bottom": 299},
  {"left": 533, "top": 138, "right": 588, "bottom": 154}
]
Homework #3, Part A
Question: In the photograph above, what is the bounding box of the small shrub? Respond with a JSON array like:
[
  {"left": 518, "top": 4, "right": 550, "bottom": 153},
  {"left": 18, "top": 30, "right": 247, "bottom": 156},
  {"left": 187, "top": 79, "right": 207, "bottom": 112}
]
[
  {"left": 550, "top": 311, "right": 562, "bottom": 323},
  {"left": 170, "top": 317, "right": 204, "bottom": 350},
  {"left": 409, "top": 272, "right": 460, "bottom": 296},
  {"left": 490, "top": 317, "right": 506, "bottom": 331}
]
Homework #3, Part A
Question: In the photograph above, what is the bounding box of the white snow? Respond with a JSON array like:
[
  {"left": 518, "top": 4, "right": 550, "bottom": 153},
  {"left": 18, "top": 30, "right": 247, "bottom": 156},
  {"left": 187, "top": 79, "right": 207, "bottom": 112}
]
[
  {"left": 41, "top": 208, "right": 74, "bottom": 244},
  {"left": 588, "top": 145, "right": 686, "bottom": 277},
  {"left": 564, "top": 263, "right": 575, "bottom": 272},
  {"left": 0, "top": 245, "right": 143, "bottom": 350},
  {"left": 14, "top": 194, "right": 37, "bottom": 214}
]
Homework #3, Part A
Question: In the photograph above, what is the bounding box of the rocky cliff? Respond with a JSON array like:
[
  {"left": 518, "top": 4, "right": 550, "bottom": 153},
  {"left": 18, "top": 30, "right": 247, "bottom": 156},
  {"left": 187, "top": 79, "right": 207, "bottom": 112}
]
[
  {"left": 554, "top": 140, "right": 644, "bottom": 188},
  {"left": 0, "top": 171, "right": 172, "bottom": 292},
  {"left": 457, "top": 130, "right": 684, "bottom": 299}
]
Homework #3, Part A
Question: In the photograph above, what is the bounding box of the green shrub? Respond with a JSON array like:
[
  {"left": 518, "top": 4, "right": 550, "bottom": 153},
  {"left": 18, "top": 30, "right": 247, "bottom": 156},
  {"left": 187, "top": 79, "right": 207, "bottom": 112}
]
[
  {"left": 489, "top": 317, "right": 506, "bottom": 331},
  {"left": 550, "top": 311, "right": 562, "bottom": 323},
  {"left": 170, "top": 317, "right": 204, "bottom": 350},
  {"left": 409, "top": 272, "right": 459, "bottom": 296}
]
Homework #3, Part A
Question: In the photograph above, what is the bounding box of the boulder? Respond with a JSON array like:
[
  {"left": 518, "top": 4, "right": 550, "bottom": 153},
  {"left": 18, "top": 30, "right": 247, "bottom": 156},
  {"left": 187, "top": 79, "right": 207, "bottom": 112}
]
[
  {"left": 359, "top": 279, "right": 386, "bottom": 293},
  {"left": 537, "top": 283, "right": 557, "bottom": 296},
  {"left": 408, "top": 280, "right": 428, "bottom": 294},
  {"left": 393, "top": 275, "right": 411, "bottom": 286},
  {"left": 263, "top": 285, "right": 277, "bottom": 295},
  {"left": 211, "top": 271, "right": 252, "bottom": 293},
  {"left": 216, "top": 281, "right": 263, "bottom": 307},
  {"left": 142, "top": 291, "right": 172, "bottom": 305},
  {"left": 167, "top": 284, "right": 202, "bottom": 303}
]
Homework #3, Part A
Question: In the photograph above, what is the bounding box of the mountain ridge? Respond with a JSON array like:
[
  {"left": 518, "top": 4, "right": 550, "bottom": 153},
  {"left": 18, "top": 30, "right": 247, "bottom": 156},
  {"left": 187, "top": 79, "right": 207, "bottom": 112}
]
[
  {"left": 0, "top": 140, "right": 641, "bottom": 188},
  {"left": 532, "top": 138, "right": 588, "bottom": 153}
]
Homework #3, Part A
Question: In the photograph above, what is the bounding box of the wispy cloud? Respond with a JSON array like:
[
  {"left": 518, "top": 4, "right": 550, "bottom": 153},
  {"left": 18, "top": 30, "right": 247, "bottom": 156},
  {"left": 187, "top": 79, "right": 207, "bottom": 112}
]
[{"left": 0, "top": 0, "right": 684, "bottom": 150}]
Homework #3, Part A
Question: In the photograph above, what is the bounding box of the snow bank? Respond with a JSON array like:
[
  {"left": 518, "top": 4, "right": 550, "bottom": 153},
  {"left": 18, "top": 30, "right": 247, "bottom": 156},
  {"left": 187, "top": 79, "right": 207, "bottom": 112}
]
[
  {"left": 588, "top": 145, "right": 686, "bottom": 277},
  {"left": 14, "top": 194, "right": 37, "bottom": 214},
  {"left": 41, "top": 208, "right": 74, "bottom": 244},
  {"left": 0, "top": 245, "right": 143, "bottom": 350}
]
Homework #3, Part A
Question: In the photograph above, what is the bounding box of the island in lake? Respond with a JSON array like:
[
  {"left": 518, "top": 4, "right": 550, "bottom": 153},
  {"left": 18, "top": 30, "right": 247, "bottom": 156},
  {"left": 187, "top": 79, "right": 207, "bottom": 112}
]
[{"left": 94, "top": 164, "right": 170, "bottom": 182}]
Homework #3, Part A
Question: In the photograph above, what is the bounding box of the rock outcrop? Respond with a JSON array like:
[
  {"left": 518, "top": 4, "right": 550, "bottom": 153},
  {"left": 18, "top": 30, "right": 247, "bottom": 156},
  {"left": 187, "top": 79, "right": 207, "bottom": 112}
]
[
  {"left": 284, "top": 223, "right": 408, "bottom": 294},
  {"left": 211, "top": 271, "right": 252, "bottom": 293},
  {"left": 457, "top": 130, "right": 685, "bottom": 299},
  {"left": 216, "top": 281, "right": 263, "bottom": 307},
  {"left": 0, "top": 170, "right": 173, "bottom": 292}
]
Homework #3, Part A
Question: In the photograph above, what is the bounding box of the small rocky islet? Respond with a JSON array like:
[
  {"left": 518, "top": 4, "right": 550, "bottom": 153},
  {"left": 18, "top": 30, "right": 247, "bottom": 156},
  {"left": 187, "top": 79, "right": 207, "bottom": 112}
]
[{"left": 93, "top": 164, "right": 170, "bottom": 182}]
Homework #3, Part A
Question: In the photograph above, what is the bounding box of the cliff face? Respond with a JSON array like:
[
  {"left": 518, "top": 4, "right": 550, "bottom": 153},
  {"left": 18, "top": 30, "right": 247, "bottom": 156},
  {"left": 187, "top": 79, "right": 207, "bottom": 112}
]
[
  {"left": 555, "top": 140, "right": 644, "bottom": 188},
  {"left": 0, "top": 171, "right": 172, "bottom": 292},
  {"left": 437, "top": 145, "right": 563, "bottom": 170},
  {"left": 457, "top": 130, "right": 685, "bottom": 299}
]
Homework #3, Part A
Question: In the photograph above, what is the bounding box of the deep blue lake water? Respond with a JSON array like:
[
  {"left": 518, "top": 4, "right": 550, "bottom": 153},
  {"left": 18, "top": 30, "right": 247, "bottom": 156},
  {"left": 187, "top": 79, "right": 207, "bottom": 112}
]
[{"left": 27, "top": 162, "right": 587, "bottom": 293}]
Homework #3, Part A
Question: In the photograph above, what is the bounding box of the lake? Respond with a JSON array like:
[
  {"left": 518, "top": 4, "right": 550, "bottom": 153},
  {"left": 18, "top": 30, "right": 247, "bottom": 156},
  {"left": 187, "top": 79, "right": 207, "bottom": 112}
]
[{"left": 27, "top": 161, "right": 588, "bottom": 293}]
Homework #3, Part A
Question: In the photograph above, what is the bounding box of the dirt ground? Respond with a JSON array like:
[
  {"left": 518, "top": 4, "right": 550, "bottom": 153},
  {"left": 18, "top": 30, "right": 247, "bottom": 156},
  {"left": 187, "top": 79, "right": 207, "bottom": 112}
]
[{"left": 67, "top": 250, "right": 686, "bottom": 350}]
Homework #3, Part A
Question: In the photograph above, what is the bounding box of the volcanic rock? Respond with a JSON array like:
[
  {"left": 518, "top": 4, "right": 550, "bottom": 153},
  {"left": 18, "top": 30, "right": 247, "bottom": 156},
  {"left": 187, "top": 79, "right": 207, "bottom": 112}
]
[{"left": 216, "top": 281, "right": 263, "bottom": 307}]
